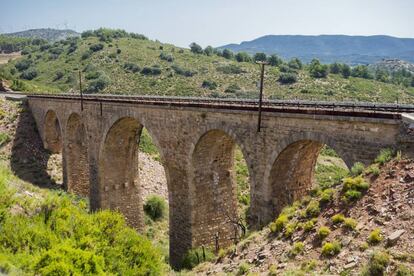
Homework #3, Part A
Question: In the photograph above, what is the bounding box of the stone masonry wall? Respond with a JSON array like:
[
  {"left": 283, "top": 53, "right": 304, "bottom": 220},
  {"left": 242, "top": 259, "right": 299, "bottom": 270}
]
[{"left": 28, "top": 97, "right": 407, "bottom": 268}]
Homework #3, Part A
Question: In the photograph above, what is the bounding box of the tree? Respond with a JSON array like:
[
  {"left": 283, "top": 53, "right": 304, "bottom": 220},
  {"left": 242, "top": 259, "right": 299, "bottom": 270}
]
[
  {"left": 189, "top": 42, "right": 203, "bottom": 54},
  {"left": 330, "top": 63, "right": 342, "bottom": 74},
  {"left": 235, "top": 52, "right": 251, "bottom": 62},
  {"left": 278, "top": 72, "right": 298, "bottom": 84},
  {"left": 254, "top": 52, "right": 267, "bottom": 62},
  {"left": 288, "top": 58, "right": 302, "bottom": 70},
  {"left": 204, "top": 46, "right": 214, "bottom": 56},
  {"left": 309, "top": 59, "right": 329, "bottom": 78},
  {"left": 268, "top": 54, "right": 283, "bottom": 66},
  {"left": 375, "top": 69, "right": 390, "bottom": 83},
  {"left": 351, "top": 65, "right": 372, "bottom": 79},
  {"left": 222, "top": 49, "right": 234, "bottom": 60},
  {"left": 341, "top": 64, "right": 351, "bottom": 78}
]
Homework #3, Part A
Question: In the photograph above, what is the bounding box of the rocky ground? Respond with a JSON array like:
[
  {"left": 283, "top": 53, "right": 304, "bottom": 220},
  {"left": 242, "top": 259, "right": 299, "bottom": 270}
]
[{"left": 191, "top": 158, "right": 414, "bottom": 275}]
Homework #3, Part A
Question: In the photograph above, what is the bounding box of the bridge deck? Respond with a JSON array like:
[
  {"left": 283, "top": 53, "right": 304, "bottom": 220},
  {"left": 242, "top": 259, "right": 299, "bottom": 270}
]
[{"left": 27, "top": 93, "right": 414, "bottom": 120}]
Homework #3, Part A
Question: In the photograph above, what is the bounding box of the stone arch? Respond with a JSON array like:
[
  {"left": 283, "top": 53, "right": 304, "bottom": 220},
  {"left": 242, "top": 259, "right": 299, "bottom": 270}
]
[
  {"left": 99, "top": 117, "right": 143, "bottom": 230},
  {"left": 44, "top": 110, "right": 62, "bottom": 153},
  {"left": 190, "top": 129, "right": 250, "bottom": 250},
  {"left": 264, "top": 132, "right": 350, "bottom": 219},
  {"left": 65, "top": 113, "right": 89, "bottom": 196}
]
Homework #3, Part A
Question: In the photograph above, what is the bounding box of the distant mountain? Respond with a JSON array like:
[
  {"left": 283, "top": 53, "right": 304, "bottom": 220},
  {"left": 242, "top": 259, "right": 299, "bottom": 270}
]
[
  {"left": 218, "top": 35, "right": 414, "bottom": 65},
  {"left": 5, "top": 28, "right": 80, "bottom": 42}
]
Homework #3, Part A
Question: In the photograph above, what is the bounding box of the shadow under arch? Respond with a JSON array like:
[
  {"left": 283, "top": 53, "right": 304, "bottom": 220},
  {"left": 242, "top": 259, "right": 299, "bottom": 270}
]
[
  {"left": 264, "top": 133, "right": 351, "bottom": 219},
  {"left": 43, "top": 110, "right": 63, "bottom": 153},
  {"left": 10, "top": 103, "right": 61, "bottom": 189},
  {"left": 98, "top": 116, "right": 169, "bottom": 231},
  {"left": 65, "top": 112, "right": 89, "bottom": 196},
  {"left": 189, "top": 128, "right": 251, "bottom": 250}
]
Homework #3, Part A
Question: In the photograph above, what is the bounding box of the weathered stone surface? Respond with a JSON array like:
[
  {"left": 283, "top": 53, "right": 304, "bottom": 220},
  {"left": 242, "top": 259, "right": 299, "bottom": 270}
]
[
  {"left": 27, "top": 97, "right": 413, "bottom": 268},
  {"left": 387, "top": 229, "right": 406, "bottom": 246}
]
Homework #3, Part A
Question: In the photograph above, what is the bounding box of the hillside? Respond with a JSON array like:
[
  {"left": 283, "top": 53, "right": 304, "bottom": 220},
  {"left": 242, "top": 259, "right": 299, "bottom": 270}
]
[
  {"left": 190, "top": 155, "right": 414, "bottom": 275},
  {"left": 219, "top": 35, "right": 414, "bottom": 64},
  {"left": 0, "top": 29, "right": 413, "bottom": 103},
  {"left": 4, "top": 28, "right": 80, "bottom": 42},
  {"left": 0, "top": 100, "right": 167, "bottom": 274}
]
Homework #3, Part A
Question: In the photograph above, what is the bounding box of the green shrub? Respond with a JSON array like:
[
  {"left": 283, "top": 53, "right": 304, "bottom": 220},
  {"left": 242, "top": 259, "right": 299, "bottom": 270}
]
[
  {"left": 315, "top": 164, "right": 348, "bottom": 190},
  {"left": 303, "top": 220, "right": 315, "bottom": 232},
  {"left": 284, "top": 222, "right": 297, "bottom": 238},
  {"left": 123, "top": 62, "right": 141, "bottom": 73},
  {"left": 365, "top": 164, "right": 380, "bottom": 176},
  {"left": 237, "top": 262, "right": 250, "bottom": 275},
  {"left": 288, "top": 242, "right": 304, "bottom": 257},
  {"left": 342, "top": 176, "right": 369, "bottom": 192},
  {"left": 344, "top": 189, "right": 362, "bottom": 201},
  {"left": 143, "top": 195, "right": 166, "bottom": 221},
  {"left": 235, "top": 52, "right": 252, "bottom": 62},
  {"left": 361, "top": 250, "right": 390, "bottom": 276},
  {"left": 368, "top": 228, "right": 383, "bottom": 245},
  {"left": 351, "top": 162, "right": 365, "bottom": 176},
  {"left": 268, "top": 54, "right": 282, "bottom": 66},
  {"left": 159, "top": 52, "right": 174, "bottom": 62},
  {"left": 343, "top": 218, "right": 357, "bottom": 230},
  {"left": 172, "top": 65, "right": 196, "bottom": 77},
  {"left": 81, "top": 50, "right": 92, "bottom": 60},
  {"left": 222, "top": 49, "right": 234, "bottom": 60},
  {"left": 201, "top": 80, "right": 217, "bottom": 90},
  {"left": 0, "top": 164, "right": 165, "bottom": 275},
  {"left": 305, "top": 200, "right": 320, "bottom": 218},
  {"left": 225, "top": 84, "right": 241, "bottom": 93},
  {"left": 86, "top": 75, "right": 109, "bottom": 92},
  {"left": 253, "top": 52, "right": 267, "bottom": 62},
  {"left": 270, "top": 214, "right": 288, "bottom": 233},
  {"left": 49, "top": 47, "right": 64, "bottom": 55},
  {"left": 89, "top": 43, "right": 104, "bottom": 52},
  {"left": 141, "top": 66, "right": 161, "bottom": 76},
  {"left": 320, "top": 188, "right": 334, "bottom": 204},
  {"left": 189, "top": 42, "right": 203, "bottom": 54},
  {"left": 309, "top": 59, "right": 329, "bottom": 78},
  {"left": 278, "top": 72, "right": 298, "bottom": 84},
  {"left": 317, "top": 226, "right": 331, "bottom": 240},
  {"left": 216, "top": 64, "right": 245, "bottom": 74},
  {"left": 300, "top": 259, "right": 318, "bottom": 272},
  {"left": 288, "top": 58, "right": 303, "bottom": 70},
  {"left": 181, "top": 247, "right": 215, "bottom": 270},
  {"left": 139, "top": 128, "right": 160, "bottom": 160},
  {"left": 54, "top": 71, "right": 64, "bottom": 81},
  {"left": 319, "top": 145, "right": 339, "bottom": 157},
  {"left": 359, "top": 242, "right": 369, "bottom": 251},
  {"left": 0, "top": 133, "right": 10, "bottom": 147},
  {"left": 85, "top": 71, "right": 100, "bottom": 80},
  {"left": 331, "top": 214, "right": 345, "bottom": 224},
  {"left": 20, "top": 68, "right": 38, "bottom": 80},
  {"left": 375, "top": 148, "right": 394, "bottom": 165},
  {"left": 396, "top": 264, "right": 414, "bottom": 276},
  {"left": 268, "top": 264, "right": 278, "bottom": 276},
  {"left": 321, "top": 241, "right": 341, "bottom": 257},
  {"left": 342, "top": 176, "right": 369, "bottom": 201},
  {"left": 15, "top": 59, "right": 32, "bottom": 71}
]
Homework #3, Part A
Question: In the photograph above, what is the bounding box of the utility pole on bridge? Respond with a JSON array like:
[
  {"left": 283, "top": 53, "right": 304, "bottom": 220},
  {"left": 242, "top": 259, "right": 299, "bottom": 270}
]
[{"left": 256, "top": 61, "right": 268, "bottom": 132}]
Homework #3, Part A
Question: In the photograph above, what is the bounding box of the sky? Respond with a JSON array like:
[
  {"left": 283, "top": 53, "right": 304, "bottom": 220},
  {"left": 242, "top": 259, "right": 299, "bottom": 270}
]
[{"left": 1, "top": 0, "right": 414, "bottom": 47}]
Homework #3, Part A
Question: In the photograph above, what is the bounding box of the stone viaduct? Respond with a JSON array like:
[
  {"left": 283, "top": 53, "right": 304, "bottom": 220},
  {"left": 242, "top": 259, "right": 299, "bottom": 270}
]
[{"left": 27, "top": 95, "right": 414, "bottom": 267}]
